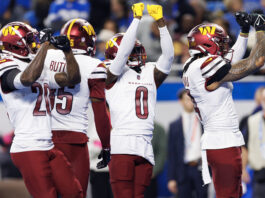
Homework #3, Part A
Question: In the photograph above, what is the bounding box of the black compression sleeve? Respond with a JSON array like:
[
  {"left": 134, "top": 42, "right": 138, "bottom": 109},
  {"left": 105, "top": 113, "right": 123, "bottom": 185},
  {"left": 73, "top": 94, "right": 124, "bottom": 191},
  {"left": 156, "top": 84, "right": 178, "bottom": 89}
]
[
  {"left": 1, "top": 69, "right": 21, "bottom": 92},
  {"left": 206, "top": 63, "right": 231, "bottom": 86}
]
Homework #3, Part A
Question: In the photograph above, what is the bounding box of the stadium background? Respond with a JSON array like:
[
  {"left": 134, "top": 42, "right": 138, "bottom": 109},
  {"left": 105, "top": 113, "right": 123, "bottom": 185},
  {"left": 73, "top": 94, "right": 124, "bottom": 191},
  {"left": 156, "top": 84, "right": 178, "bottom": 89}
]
[{"left": 0, "top": 0, "right": 264, "bottom": 198}]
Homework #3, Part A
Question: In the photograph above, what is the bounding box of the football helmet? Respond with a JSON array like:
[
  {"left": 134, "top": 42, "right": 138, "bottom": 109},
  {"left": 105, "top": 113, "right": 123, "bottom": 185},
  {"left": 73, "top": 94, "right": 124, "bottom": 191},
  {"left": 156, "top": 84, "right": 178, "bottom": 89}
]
[
  {"left": 105, "top": 33, "right": 147, "bottom": 69},
  {"left": 187, "top": 23, "right": 230, "bottom": 57},
  {"left": 60, "top": 18, "right": 96, "bottom": 56},
  {"left": 0, "top": 22, "right": 40, "bottom": 59}
]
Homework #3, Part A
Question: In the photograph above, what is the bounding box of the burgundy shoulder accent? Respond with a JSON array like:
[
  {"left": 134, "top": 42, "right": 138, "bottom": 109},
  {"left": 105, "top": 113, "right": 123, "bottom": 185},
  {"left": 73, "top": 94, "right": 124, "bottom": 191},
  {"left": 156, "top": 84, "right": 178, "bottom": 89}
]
[
  {"left": 97, "top": 63, "right": 107, "bottom": 68},
  {"left": 0, "top": 59, "right": 13, "bottom": 64},
  {"left": 200, "top": 56, "right": 218, "bottom": 69}
]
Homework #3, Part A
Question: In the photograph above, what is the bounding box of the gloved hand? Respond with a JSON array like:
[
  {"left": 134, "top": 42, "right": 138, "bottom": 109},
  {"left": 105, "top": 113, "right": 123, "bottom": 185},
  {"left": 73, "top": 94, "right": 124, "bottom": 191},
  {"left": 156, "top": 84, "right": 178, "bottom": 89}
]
[
  {"left": 39, "top": 28, "right": 53, "bottom": 43},
  {"left": 50, "top": 35, "right": 71, "bottom": 52},
  {"left": 235, "top": 12, "right": 251, "bottom": 34},
  {"left": 250, "top": 13, "right": 265, "bottom": 31},
  {"left": 132, "top": 2, "right": 144, "bottom": 18},
  {"left": 96, "top": 148, "right": 111, "bottom": 169},
  {"left": 147, "top": 4, "right": 163, "bottom": 21}
]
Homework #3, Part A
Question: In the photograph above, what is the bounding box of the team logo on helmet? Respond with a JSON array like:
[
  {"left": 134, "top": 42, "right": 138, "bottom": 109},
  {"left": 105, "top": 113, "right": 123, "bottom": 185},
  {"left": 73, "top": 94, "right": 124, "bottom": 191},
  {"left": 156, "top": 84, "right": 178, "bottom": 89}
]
[
  {"left": 187, "top": 23, "right": 231, "bottom": 59},
  {"left": 105, "top": 33, "right": 147, "bottom": 72},
  {"left": 198, "top": 26, "right": 216, "bottom": 36},
  {"left": 61, "top": 18, "right": 96, "bottom": 56},
  {"left": 0, "top": 22, "right": 40, "bottom": 59}
]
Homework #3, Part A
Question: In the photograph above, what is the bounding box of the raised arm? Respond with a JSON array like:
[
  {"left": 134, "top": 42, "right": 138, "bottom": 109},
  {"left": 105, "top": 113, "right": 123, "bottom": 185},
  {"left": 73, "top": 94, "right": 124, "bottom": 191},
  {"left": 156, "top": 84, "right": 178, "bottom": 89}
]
[
  {"left": 147, "top": 4, "right": 174, "bottom": 88},
  {"left": 20, "top": 41, "right": 50, "bottom": 86},
  {"left": 206, "top": 14, "right": 265, "bottom": 91},
  {"left": 51, "top": 36, "right": 81, "bottom": 87},
  {"left": 226, "top": 12, "right": 250, "bottom": 64},
  {"left": 222, "top": 31, "right": 265, "bottom": 82},
  {"left": 106, "top": 3, "right": 144, "bottom": 86}
]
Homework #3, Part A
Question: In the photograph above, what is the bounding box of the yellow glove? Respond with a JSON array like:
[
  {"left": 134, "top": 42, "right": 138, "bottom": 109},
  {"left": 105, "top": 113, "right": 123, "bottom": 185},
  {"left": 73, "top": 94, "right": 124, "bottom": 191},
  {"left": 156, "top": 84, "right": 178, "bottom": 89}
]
[
  {"left": 131, "top": 3, "right": 144, "bottom": 18},
  {"left": 147, "top": 4, "right": 163, "bottom": 21}
]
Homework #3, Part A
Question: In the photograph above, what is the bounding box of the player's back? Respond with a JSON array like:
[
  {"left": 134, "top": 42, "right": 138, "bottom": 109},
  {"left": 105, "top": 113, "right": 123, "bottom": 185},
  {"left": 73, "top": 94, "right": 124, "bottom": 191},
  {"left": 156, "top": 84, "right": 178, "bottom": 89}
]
[
  {"left": 182, "top": 55, "right": 239, "bottom": 135},
  {"left": 0, "top": 56, "right": 53, "bottom": 152},
  {"left": 106, "top": 61, "right": 157, "bottom": 135},
  {"left": 45, "top": 49, "right": 105, "bottom": 134}
]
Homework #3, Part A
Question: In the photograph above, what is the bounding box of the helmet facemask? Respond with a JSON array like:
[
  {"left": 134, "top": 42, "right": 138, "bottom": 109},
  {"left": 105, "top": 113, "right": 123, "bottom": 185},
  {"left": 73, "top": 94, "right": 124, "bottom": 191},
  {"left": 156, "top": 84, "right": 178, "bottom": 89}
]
[
  {"left": 0, "top": 22, "right": 40, "bottom": 60},
  {"left": 127, "top": 44, "right": 147, "bottom": 73},
  {"left": 187, "top": 23, "right": 232, "bottom": 61},
  {"left": 26, "top": 31, "right": 40, "bottom": 55},
  {"left": 61, "top": 19, "right": 97, "bottom": 56}
]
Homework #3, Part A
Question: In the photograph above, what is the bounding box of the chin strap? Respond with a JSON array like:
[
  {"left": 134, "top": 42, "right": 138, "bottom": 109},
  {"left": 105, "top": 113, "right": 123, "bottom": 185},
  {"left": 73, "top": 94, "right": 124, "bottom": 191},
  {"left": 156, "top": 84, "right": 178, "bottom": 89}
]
[{"left": 129, "top": 66, "right": 142, "bottom": 73}]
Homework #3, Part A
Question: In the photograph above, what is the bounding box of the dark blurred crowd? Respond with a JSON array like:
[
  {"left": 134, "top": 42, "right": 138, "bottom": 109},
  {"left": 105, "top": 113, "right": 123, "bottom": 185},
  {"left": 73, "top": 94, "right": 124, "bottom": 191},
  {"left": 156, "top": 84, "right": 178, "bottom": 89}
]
[{"left": 0, "top": 0, "right": 265, "bottom": 75}]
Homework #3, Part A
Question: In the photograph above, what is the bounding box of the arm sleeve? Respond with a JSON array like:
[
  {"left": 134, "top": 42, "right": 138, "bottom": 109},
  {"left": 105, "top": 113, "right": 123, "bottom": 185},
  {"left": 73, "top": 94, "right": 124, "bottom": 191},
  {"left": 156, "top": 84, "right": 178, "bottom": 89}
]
[
  {"left": 156, "top": 26, "right": 174, "bottom": 74},
  {"left": 1, "top": 69, "right": 26, "bottom": 92},
  {"left": 88, "top": 78, "right": 106, "bottom": 99},
  {"left": 88, "top": 63, "right": 107, "bottom": 99},
  {"left": 109, "top": 18, "right": 140, "bottom": 76},
  {"left": 91, "top": 101, "right": 111, "bottom": 149},
  {"left": 226, "top": 35, "right": 248, "bottom": 64},
  {"left": 88, "top": 78, "right": 111, "bottom": 148}
]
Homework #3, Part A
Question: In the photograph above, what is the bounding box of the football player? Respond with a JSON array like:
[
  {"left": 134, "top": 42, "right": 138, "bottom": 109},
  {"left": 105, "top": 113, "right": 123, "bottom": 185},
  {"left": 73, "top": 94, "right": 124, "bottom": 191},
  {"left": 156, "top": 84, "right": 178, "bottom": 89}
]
[
  {"left": 182, "top": 13, "right": 265, "bottom": 198},
  {"left": 104, "top": 3, "right": 174, "bottom": 198},
  {"left": 0, "top": 22, "right": 83, "bottom": 198},
  {"left": 44, "top": 18, "right": 111, "bottom": 197}
]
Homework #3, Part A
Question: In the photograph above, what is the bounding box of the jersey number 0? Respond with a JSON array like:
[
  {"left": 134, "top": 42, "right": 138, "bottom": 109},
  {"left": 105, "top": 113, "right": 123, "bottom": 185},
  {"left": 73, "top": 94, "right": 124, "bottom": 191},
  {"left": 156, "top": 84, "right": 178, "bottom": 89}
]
[{"left": 135, "top": 86, "right": 149, "bottom": 119}]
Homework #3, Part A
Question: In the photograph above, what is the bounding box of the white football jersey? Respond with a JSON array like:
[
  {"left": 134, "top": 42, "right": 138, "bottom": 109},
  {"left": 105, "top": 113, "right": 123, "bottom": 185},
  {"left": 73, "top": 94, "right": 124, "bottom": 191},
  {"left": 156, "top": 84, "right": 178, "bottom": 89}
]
[
  {"left": 106, "top": 61, "right": 157, "bottom": 135},
  {"left": 0, "top": 55, "right": 53, "bottom": 153},
  {"left": 44, "top": 50, "right": 106, "bottom": 134},
  {"left": 182, "top": 55, "right": 244, "bottom": 149}
]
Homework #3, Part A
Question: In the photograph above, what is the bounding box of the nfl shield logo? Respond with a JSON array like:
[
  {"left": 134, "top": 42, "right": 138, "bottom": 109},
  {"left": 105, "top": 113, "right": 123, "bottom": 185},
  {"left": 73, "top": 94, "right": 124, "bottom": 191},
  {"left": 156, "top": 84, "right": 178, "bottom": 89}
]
[{"left": 137, "top": 75, "right": 140, "bottom": 80}]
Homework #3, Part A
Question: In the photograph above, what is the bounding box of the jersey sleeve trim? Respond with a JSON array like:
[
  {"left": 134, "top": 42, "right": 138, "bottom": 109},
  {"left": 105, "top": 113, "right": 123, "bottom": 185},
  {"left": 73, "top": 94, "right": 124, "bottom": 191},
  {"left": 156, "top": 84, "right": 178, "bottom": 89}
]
[
  {"left": 200, "top": 56, "right": 218, "bottom": 69},
  {"left": 0, "top": 59, "right": 19, "bottom": 77},
  {"left": 89, "top": 63, "right": 107, "bottom": 79},
  {"left": 201, "top": 56, "right": 226, "bottom": 79}
]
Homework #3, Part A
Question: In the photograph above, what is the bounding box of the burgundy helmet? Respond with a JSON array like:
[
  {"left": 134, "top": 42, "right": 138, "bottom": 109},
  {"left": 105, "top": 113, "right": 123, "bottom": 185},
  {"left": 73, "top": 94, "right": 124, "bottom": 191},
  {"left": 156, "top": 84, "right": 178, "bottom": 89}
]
[
  {"left": 60, "top": 18, "right": 96, "bottom": 56},
  {"left": 105, "top": 33, "right": 147, "bottom": 68},
  {"left": 187, "top": 23, "right": 230, "bottom": 57},
  {"left": 0, "top": 22, "right": 40, "bottom": 59}
]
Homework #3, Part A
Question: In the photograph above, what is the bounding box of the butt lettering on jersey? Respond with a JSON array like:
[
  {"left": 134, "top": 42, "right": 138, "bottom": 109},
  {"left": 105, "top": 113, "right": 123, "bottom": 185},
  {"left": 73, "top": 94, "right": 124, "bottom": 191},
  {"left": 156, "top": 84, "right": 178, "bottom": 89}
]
[{"left": 50, "top": 61, "right": 66, "bottom": 72}]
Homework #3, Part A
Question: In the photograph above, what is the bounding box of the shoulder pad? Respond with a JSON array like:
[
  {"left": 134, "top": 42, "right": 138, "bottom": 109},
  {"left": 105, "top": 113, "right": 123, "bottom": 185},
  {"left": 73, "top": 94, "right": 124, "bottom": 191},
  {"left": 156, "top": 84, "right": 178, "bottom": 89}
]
[
  {"left": 200, "top": 55, "right": 227, "bottom": 79},
  {"left": 200, "top": 55, "right": 219, "bottom": 69},
  {"left": 90, "top": 63, "right": 107, "bottom": 79},
  {"left": 103, "top": 59, "right": 112, "bottom": 68},
  {"left": 0, "top": 58, "right": 19, "bottom": 77}
]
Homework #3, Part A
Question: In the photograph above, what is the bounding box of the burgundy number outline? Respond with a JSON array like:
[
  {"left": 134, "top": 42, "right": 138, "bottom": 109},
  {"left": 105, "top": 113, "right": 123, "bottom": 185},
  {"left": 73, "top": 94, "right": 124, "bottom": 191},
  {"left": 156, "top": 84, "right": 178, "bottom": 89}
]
[
  {"left": 135, "top": 86, "right": 149, "bottom": 119},
  {"left": 55, "top": 87, "right": 73, "bottom": 115},
  {"left": 32, "top": 82, "right": 50, "bottom": 116}
]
